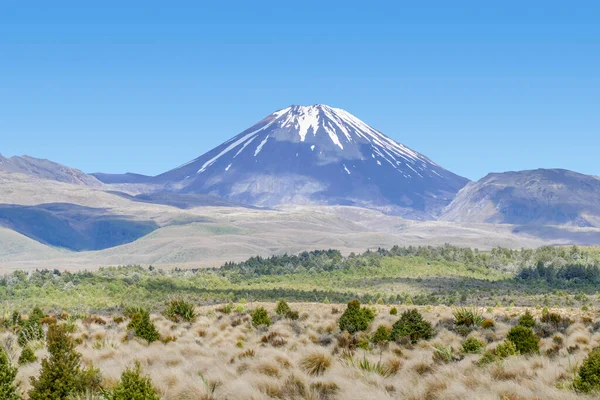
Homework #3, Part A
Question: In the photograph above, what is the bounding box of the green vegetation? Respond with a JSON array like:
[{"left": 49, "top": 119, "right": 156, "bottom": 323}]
[
  {"left": 453, "top": 308, "right": 484, "bottom": 328},
  {"left": 390, "top": 309, "right": 434, "bottom": 344},
  {"left": 518, "top": 310, "right": 536, "bottom": 328},
  {"left": 338, "top": 300, "right": 375, "bottom": 334},
  {"left": 0, "top": 346, "right": 21, "bottom": 400},
  {"left": 29, "top": 324, "right": 84, "bottom": 400},
  {"left": 506, "top": 326, "right": 539, "bottom": 355},
  {"left": 574, "top": 347, "right": 600, "bottom": 393},
  {"left": 127, "top": 309, "right": 160, "bottom": 343},
  {"left": 18, "top": 347, "right": 37, "bottom": 365},
  {"left": 251, "top": 307, "right": 271, "bottom": 327},
  {"left": 462, "top": 337, "right": 485, "bottom": 354},
  {"left": 371, "top": 325, "right": 392, "bottom": 344},
  {"left": 112, "top": 361, "right": 160, "bottom": 400}
]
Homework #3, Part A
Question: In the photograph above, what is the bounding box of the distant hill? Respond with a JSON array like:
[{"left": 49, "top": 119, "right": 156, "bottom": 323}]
[
  {"left": 441, "top": 169, "right": 600, "bottom": 227},
  {"left": 91, "top": 172, "right": 153, "bottom": 184},
  {"left": 0, "top": 154, "right": 101, "bottom": 186}
]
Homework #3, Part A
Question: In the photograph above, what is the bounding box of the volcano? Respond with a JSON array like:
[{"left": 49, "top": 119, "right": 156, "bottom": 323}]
[{"left": 154, "top": 104, "right": 469, "bottom": 218}]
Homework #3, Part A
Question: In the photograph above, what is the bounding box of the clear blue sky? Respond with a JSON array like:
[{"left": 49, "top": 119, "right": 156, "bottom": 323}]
[{"left": 1, "top": 1, "right": 598, "bottom": 180}]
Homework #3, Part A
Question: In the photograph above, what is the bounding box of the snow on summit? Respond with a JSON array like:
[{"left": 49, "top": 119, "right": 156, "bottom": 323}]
[{"left": 155, "top": 104, "right": 469, "bottom": 219}]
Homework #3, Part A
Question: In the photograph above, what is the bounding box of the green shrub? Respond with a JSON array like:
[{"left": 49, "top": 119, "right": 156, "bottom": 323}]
[
  {"left": 17, "top": 320, "right": 44, "bottom": 347},
  {"left": 432, "top": 344, "right": 454, "bottom": 363},
  {"left": 3, "top": 311, "right": 23, "bottom": 329},
  {"left": 251, "top": 307, "right": 271, "bottom": 327},
  {"left": 275, "top": 300, "right": 291, "bottom": 316},
  {"left": 18, "top": 347, "right": 37, "bottom": 365},
  {"left": 286, "top": 310, "right": 299, "bottom": 320},
  {"left": 389, "top": 307, "right": 398, "bottom": 315},
  {"left": 477, "top": 351, "right": 496, "bottom": 365},
  {"left": 462, "top": 337, "right": 485, "bottom": 354},
  {"left": 518, "top": 310, "right": 535, "bottom": 328},
  {"left": 506, "top": 326, "right": 539, "bottom": 355},
  {"left": 453, "top": 308, "right": 484, "bottom": 327},
  {"left": 127, "top": 309, "right": 160, "bottom": 343},
  {"left": 390, "top": 309, "right": 434, "bottom": 344},
  {"left": 0, "top": 346, "right": 21, "bottom": 400},
  {"left": 574, "top": 347, "right": 600, "bottom": 393},
  {"left": 112, "top": 361, "right": 160, "bottom": 400},
  {"left": 371, "top": 325, "right": 391, "bottom": 344},
  {"left": 338, "top": 300, "right": 375, "bottom": 334},
  {"left": 495, "top": 340, "right": 519, "bottom": 358},
  {"left": 164, "top": 298, "right": 196, "bottom": 322},
  {"left": 29, "top": 324, "right": 83, "bottom": 400}
]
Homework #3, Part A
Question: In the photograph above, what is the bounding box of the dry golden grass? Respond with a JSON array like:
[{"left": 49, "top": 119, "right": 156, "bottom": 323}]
[{"left": 5, "top": 303, "right": 600, "bottom": 399}]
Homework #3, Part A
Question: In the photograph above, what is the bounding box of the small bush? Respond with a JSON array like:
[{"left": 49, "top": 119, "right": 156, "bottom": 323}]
[
  {"left": 301, "top": 353, "right": 332, "bottom": 376},
  {"left": 389, "top": 307, "right": 398, "bottom": 315},
  {"left": 338, "top": 300, "right": 375, "bottom": 334},
  {"left": 506, "top": 326, "right": 539, "bottom": 355},
  {"left": 518, "top": 310, "right": 535, "bottom": 328},
  {"left": 391, "top": 309, "right": 434, "bottom": 344},
  {"left": 275, "top": 300, "right": 292, "bottom": 316},
  {"left": 432, "top": 345, "right": 455, "bottom": 363},
  {"left": 112, "top": 361, "right": 160, "bottom": 400},
  {"left": 127, "top": 309, "right": 160, "bottom": 343},
  {"left": 462, "top": 337, "right": 485, "bottom": 354},
  {"left": 251, "top": 307, "right": 271, "bottom": 327},
  {"left": 494, "top": 340, "right": 519, "bottom": 359},
  {"left": 286, "top": 310, "right": 300, "bottom": 320},
  {"left": 372, "top": 325, "right": 392, "bottom": 344},
  {"left": 164, "top": 298, "right": 196, "bottom": 322},
  {"left": 18, "top": 347, "right": 37, "bottom": 365},
  {"left": 453, "top": 308, "right": 484, "bottom": 327},
  {"left": 574, "top": 346, "right": 600, "bottom": 393},
  {"left": 0, "top": 346, "right": 21, "bottom": 400}
]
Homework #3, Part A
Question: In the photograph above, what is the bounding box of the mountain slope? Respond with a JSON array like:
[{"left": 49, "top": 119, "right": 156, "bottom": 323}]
[
  {"left": 0, "top": 154, "right": 101, "bottom": 186},
  {"left": 155, "top": 104, "right": 468, "bottom": 218},
  {"left": 441, "top": 169, "right": 600, "bottom": 227}
]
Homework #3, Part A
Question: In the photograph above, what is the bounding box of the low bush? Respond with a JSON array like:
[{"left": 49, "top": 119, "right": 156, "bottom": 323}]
[
  {"left": 251, "top": 307, "right": 271, "bottom": 327},
  {"left": 462, "top": 337, "right": 485, "bottom": 354},
  {"left": 506, "top": 326, "right": 539, "bottom": 355},
  {"left": 18, "top": 347, "right": 37, "bottom": 365},
  {"left": 391, "top": 309, "right": 434, "bottom": 344},
  {"left": 338, "top": 300, "right": 375, "bottom": 334},
  {"left": 574, "top": 346, "right": 600, "bottom": 393},
  {"left": 481, "top": 319, "right": 495, "bottom": 329},
  {"left": 389, "top": 307, "right": 398, "bottom": 315},
  {"left": 372, "top": 325, "right": 392, "bottom": 344},
  {"left": 112, "top": 361, "right": 160, "bottom": 400},
  {"left": 518, "top": 310, "right": 535, "bottom": 328},
  {"left": 127, "top": 309, "right": 160, "bottom": 343},
  {"left": 275, "top": 300, "right": 291, "bottom": 316},
  {"left": 494, "top": 340, "right": 519, "bottom": 358}
]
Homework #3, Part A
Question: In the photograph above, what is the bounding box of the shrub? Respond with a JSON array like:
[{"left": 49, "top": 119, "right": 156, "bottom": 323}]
[
  {"left": 127, "top": 309, "right": 160, "bottom": 343},
  {"left": 112, "top": 361, "right": 160, "bottom": 400},
  {"left": 506, "top": 326, "right": 539, "bottom": 355},
  {"left": 275, "top": 300, "right": 291, "bottom": 316},
  {"left": 164, "top": 298, "right": 196, "bottom": 322},
  {"left": 301, "top": 353, "right": 332, "bottom": 376},
  {"left": 0, "top": 346, "right": 21, "bottom": 400},
  {"left": 17, "top": 320, "right": 44, "bottom": 347},
  {"left": 18, "top": 347, "right": 37, "bottom": 365},
  {"left": 286, "top": 310, "right": 300, "bottom": 320},
  {"left": 481, "top": 319, "right": 495, "bottom": 329},
  {"left": 494, "top": 340, "right": 519, "bottom": 359},
  {"left": 518, "top": 310, "right": 535, "bottom": 328},
  {"left": 453, "top": 308, "right": 484, "bottom": 327},
  {"left": 251, "top": 307, "right": 271, "bottom": 327},
  {"left": 574, "top": 347, "right": 600, "bottom": 393},
  {"left": 338, "top": 300, "right": 375, "bottom": 334},
  {"left": 29, "top": 324, "right": 83, "bottom": 400},
  {"left": 372, "top": 325, "right": 392, "bottom": 344},
  {"left": 432, "top": 345, "right": 455, "bottom": 363},
  {"left": 391, "top": 309, "right": 434, "bottom": 344},
  {"left": 389, "top": 307, "right": 398, "bottom": 315},
  {"left": 462, "top": 337, "right": 485, "bottom": 354}
]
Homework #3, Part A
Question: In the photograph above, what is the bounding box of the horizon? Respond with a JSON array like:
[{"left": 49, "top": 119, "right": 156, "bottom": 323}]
[{"left": 2, "top": 1, "right": 599, "bottom": 180}]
